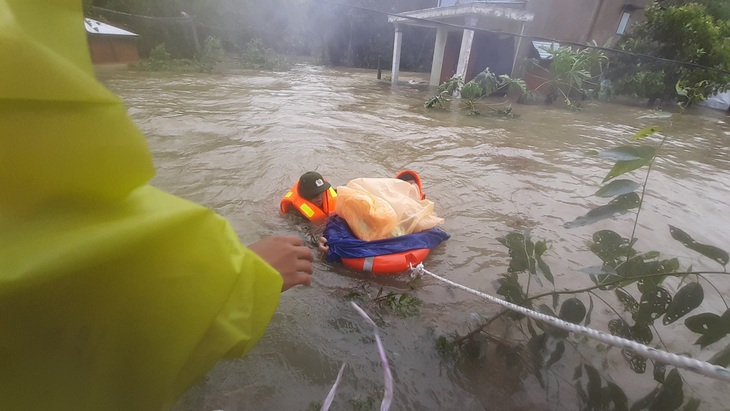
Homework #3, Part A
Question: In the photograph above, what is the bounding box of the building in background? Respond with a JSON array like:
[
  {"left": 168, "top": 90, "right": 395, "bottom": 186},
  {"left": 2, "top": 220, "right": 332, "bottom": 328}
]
[
  {"left": 85, "top": 18, "right": 140, "bottom": 65},
  {"left": 388, "top": 0, "right": 651, "bottom": 86}
]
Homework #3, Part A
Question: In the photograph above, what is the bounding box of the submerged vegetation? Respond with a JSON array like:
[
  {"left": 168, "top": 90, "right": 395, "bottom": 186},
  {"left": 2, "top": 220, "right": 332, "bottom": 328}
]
[
  {"left": 133, "top": 37, "right": 224, "bottom": 72},
  {"left": 435, "top": 124, "right": 730, "bottom": 410},
  {"left": 345, "top": 285, "right": 422, "bottom": 319},
  {"left": 529, "top": 44, "right": 610, "bottom": 110},
  {"left": 425, "top": 68, "right": 528, "bottom": 116}
]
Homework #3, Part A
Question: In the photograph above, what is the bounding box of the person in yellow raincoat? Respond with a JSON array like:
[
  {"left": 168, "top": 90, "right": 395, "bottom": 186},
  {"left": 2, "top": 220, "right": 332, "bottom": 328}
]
[{"left": 0, "top": 1, "right": 313, "bottom": 409}]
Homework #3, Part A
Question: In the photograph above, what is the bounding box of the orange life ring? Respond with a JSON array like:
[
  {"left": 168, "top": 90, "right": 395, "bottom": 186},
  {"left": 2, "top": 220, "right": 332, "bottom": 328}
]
[{"left": 340, "top": 248, "right": 431, "bottom": 275}]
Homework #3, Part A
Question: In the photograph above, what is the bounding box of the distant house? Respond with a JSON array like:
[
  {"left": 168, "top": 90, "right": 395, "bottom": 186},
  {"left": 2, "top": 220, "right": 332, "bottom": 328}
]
[
  {"left": 388, "top": 0, "right": 651, "bottom": 86},
  {"left": 85, "top": 18, "right": 140, "bottom": 65}
]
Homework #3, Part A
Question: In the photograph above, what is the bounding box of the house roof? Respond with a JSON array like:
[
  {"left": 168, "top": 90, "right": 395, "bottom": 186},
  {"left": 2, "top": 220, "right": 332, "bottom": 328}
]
[
  {"left": 388, "top": 3, "right": 534, "bottom": 27},
  {"left": 84, "top": 18, "right": 138, "bottom": 37}
]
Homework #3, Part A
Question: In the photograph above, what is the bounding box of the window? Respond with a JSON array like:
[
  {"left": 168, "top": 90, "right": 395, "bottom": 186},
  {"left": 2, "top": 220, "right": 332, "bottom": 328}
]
[{"left": 616, "top": 11, "right": 631, "bottom": 35}]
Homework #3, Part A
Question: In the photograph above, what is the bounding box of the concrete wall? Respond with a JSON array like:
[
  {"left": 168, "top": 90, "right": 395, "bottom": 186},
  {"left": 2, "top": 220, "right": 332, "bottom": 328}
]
[{"left": 525, "top": 0, "right": 652, "bottom": 46}]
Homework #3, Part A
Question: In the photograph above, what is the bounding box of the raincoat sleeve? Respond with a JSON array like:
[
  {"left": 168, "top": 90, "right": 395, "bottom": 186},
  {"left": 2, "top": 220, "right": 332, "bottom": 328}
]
[{"left": 0, "top": 1, "right": 283, "bottom": 410}]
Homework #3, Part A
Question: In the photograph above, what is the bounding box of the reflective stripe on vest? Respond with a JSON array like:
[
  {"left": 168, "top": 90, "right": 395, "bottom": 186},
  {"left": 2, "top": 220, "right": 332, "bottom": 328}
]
[{"left": 299, "top": 203, "right": 315, "bottom": 218}]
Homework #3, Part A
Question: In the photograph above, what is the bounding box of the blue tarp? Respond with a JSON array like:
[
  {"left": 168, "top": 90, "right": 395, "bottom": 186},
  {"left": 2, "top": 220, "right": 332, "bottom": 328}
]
[{"left": 324, "top": 215, "right": 450, "bottom": 263}]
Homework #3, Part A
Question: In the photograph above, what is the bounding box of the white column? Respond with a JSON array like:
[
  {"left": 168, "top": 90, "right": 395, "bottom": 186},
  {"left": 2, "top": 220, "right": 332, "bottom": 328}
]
[
  {"left": 511, "top": 22, "right": 526, "bottom": 77},
  {"left": 429, "top": 27, "right": 448, "bottom": 86},
  {"left": 391, "top": 25, "right": 403, "bottom": 86},
  {"left": 455, "top": 17, "right": 478, "bottom": 81}
]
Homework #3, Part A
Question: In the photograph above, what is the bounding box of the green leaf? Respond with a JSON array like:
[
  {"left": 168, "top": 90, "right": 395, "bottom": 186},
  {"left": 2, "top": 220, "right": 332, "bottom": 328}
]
[
  {"left": 636, "top": 287, "right": 672, "bottom": 325},
  {"left": 663, "top": 282, "right": 704, "bottom": 325},
  {"left": 534, "top": 240, "right": 548, "bottom": 258},
  {"left": 565, "top": 192, "right": 641, "bottom": 228},
  {"left": 616, "top": 289, "right": 639, "bottom": 315},
  {"left": 599, "top": 145, "right": 656, "bottom": 162},
  {"left": 623, "top": 349, "right": 647, "bottom": 373},
  {"left": 631, "top": 323, "right": 654, "bottom": 344},
  {"left": 559, "top": 298, "right": 587, "bottom": 324},
  {"left": 708, "top": 343, "right": 730, "bottom": 367},
  {"left": 590, "top": 230, "right": 633, "bottom": 266},
  {"left": 536, "top": 255, "right": 554, "bottom": 285},
  {"left": 676, "top": 80, "right": 689, "bottom": 97},
  {"left": 599, "top": 146, "right": 656, "bottom": 183},
  {"left": 653, "top": 362, "right": 667, "bottom": 383},
  {"left": 684, "top": 312, "right": 720, "bottom": 334},
  {"left": 498, "top": 232, "right": 536, "bottom": 272},
  {"left": 669, "top": 225, "right": 729, "bottom": 266},
  {"left": 609, "top": 319, "right": 632, "bottom": 339},
  {"left": 461, "top": 82, "right": 483, "bottom": 101},
  {"left": 585, "top": 364, "right": 602, "bottom": 407},
  {"left": 684, "top": 309, "right": 730, "bottom": 348},
  {"left": 497, "top": 273, "right": 526, "bottom": 304},
  {"left": 526, "top": 317, "right": 537, "bottom": 337},
  {"left": 603, "top": 158, "right": 653, "bottom": 183},
  {"left": 594, "top": 179, "right": 641, "bottom": 198},
  {"left": 607, "top": 382, "right": 629, "bottom": 411},
  {"left": 649, "top": 368, "right": 683, "bottom": 411},
  {"left": 630, "top": 388, "right": 659, "bottom": 411},
  {"left": 631, "top": 126, "right": 662, "bottom": 140},
  {"left": 625, "top": 258, "right": 678, "bottom": 287},
  {"left": 585, "top": 294, "right": 594, "bottom": 326}
]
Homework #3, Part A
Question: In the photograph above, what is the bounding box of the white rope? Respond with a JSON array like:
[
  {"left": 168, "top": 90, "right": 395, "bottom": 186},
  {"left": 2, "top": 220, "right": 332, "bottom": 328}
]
[
  {"left": 320, "top": 303, "right": 393, "bottom": 410},
  {"left": 351, "top": 301, "right": 394, "bottom": 411},
  {"left": 320, "top": 363, "right": 346, "bottom": 411},
  {"left": 409, "top": 263, "right": 730, "bottom": 383}
]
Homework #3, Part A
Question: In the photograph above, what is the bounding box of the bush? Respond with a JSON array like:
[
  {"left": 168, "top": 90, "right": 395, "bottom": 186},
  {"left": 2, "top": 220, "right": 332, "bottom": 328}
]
[
  {"left": 137, "top": 43, "right": 171, "bottom": 72},
  {"left": 528, "top": 44, "right": 608, "bottom": 109},
  {"left": 611, "top": 3, "right": 730, "bottom": 105},
  {"left": 196, "top": 36, "right": 224, "bottom": 73},
  {"left": 239, "top": 38, "right": 291, "bottom": 71}
]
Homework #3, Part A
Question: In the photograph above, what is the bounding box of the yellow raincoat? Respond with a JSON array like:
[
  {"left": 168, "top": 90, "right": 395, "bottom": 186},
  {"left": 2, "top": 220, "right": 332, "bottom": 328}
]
[{"left": 0, "top": 1, "right": 283, "bottom": 409}]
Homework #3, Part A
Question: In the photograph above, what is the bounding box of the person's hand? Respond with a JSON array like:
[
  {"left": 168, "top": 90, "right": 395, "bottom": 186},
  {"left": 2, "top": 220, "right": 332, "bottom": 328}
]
[
  {"left": 248, "top": 236, "right": 313, "bottom": 292},
  {"left": 317, "top": 236, "right": 329, "bottom": 253}
]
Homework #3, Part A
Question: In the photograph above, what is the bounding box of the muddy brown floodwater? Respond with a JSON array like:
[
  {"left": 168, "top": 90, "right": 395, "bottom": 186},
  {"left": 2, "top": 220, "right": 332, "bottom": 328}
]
[{"left": 98, "top": 64, "right": 730, "bottom": 411}]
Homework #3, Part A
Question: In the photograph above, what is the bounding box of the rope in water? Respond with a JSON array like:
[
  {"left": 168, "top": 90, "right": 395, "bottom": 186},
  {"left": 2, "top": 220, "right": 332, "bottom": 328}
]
[{"left": 409, "top": 263, "right": 730, "bottom": 383}]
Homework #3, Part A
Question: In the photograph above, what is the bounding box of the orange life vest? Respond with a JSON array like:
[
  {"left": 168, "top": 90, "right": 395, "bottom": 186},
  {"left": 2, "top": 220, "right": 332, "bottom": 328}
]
[
  {"left": 280, "top": 181, "right": 337, "bottom": 224},
  {"left": 395, "top": 170, "right": 426, "bottom": 200}
]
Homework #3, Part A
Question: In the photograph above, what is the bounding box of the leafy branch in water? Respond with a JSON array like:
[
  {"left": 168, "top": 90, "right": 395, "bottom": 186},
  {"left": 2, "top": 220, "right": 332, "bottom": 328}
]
[
  {"left": 436, "top": 124, "right": 730, "bottom": 410},
  {"left": 425, "top": 68, "right": 527, "bottom": 116},
  {"left": 528, "top": 43, "right": 609, "bottom": 110},
  {"left": 344, "top": 285, "right": 422, "bottom": 318}
]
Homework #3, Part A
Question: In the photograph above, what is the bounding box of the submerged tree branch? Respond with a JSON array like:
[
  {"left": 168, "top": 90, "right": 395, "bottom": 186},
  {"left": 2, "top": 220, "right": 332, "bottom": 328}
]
[{"left": 522, "top": 270, "right": 730, "bottom": 304}]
